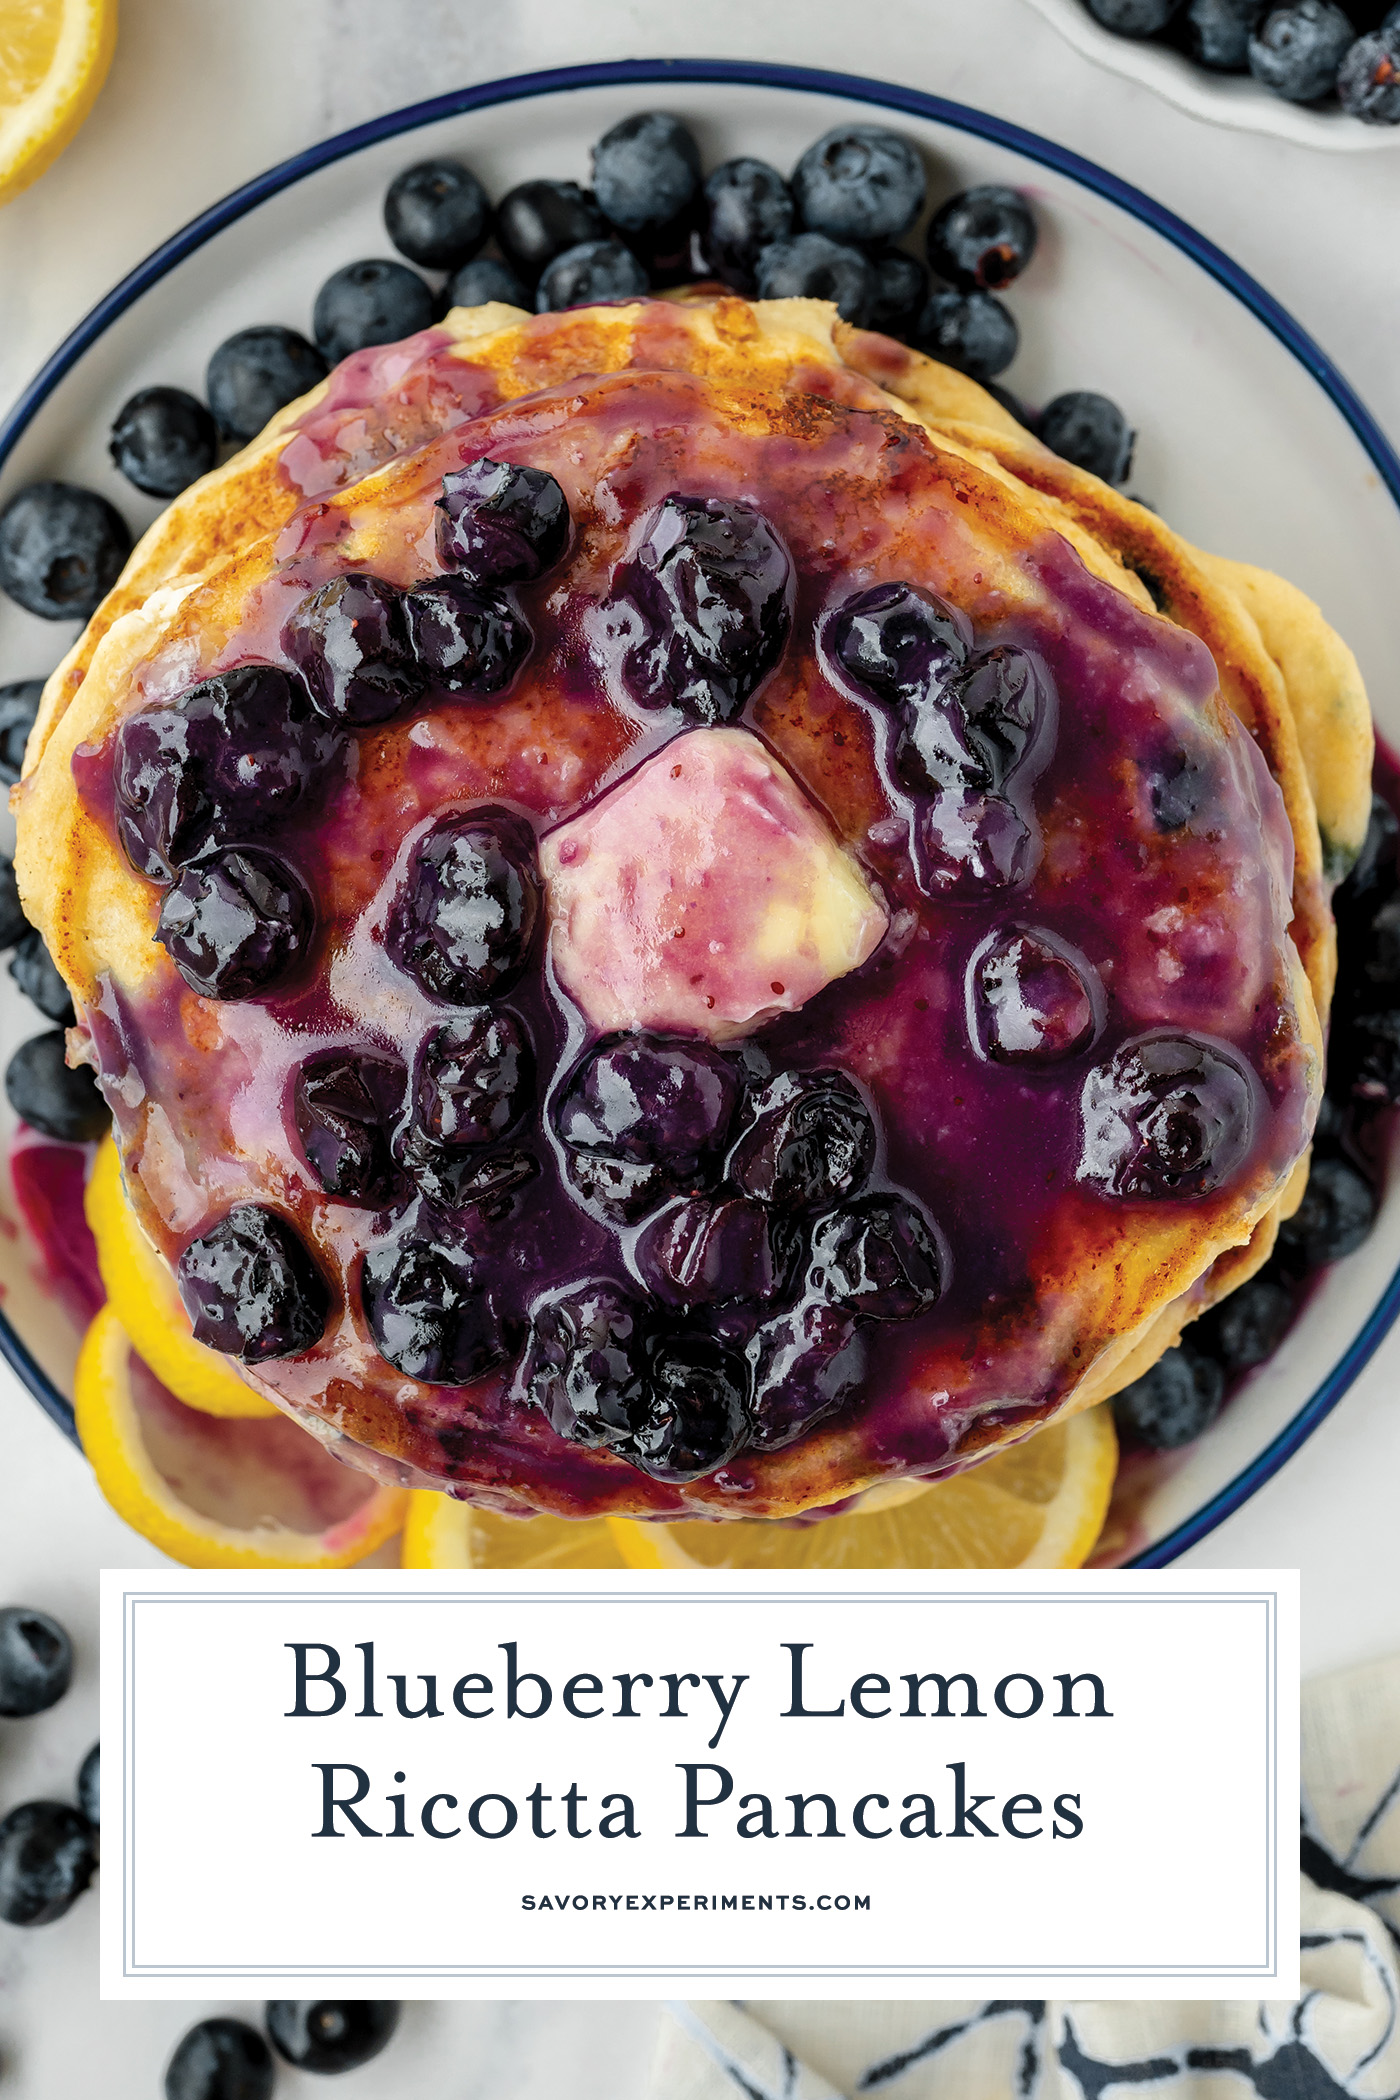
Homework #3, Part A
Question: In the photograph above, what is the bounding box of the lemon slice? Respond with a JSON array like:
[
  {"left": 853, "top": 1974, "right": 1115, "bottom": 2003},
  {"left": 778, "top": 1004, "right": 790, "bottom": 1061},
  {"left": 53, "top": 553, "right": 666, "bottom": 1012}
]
[
  {"left": 402, "top": 1489, "right": 627, "bottom": 1570},
  {"left": 85, "top": 1136, "right": 277, "bottom": 1419},
  {"left": 607, "top": 1406, "right": 1117, "bottom": 1571},
  {"left": 75, "top": 1302, "right": 407, "bottom": 1569},
  {"left": 0, "top": 0, "right": 117, "bottom": 204}
]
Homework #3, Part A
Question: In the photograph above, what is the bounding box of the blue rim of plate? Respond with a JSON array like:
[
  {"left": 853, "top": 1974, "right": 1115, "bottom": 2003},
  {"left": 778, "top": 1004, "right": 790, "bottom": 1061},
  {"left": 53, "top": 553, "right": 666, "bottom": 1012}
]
[{"left": 3, "top": 56, "right": 1399, "bottom": 1565}]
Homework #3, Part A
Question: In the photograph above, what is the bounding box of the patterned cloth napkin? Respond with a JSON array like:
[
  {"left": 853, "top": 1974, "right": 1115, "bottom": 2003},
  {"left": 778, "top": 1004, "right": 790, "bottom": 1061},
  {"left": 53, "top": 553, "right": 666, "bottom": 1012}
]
[{"left": 650, "top": 1655, "right": 1400, "bottom": 2099}]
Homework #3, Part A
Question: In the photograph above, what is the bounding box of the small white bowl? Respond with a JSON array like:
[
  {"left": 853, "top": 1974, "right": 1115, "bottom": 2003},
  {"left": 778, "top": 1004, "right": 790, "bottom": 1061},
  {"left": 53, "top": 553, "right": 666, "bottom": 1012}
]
[{"left": 1024, "top": 0, "right": 1400, "bottom": 151}]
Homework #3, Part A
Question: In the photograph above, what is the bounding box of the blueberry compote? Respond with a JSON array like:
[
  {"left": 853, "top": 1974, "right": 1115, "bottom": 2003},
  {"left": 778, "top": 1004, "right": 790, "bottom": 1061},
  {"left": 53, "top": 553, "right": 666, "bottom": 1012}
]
[{"left": 76, "top": 343, "right": 1316, "bottom": 1519}]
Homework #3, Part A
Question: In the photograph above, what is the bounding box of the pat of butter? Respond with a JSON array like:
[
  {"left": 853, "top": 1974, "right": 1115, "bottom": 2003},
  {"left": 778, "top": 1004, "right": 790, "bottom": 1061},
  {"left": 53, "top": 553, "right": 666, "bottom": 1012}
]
[{"left": 540, "top": 727, "right": 888, "bottom": 1042}]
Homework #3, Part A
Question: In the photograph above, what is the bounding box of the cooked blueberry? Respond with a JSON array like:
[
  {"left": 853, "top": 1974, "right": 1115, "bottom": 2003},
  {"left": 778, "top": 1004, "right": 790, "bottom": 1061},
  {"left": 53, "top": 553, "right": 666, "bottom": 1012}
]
[
  {"left": 77, "top": 1743, "right": 100, "bottom": 1827},
  {"left": 108, "top": 387, "right": 218, "bottom": 501},
  {"left": 0, "top": 677, "right": 43, "bottom": 786},
  {"left": 702, "top": 158, "right": 795, "bottom": 293},
  {"left": 612, "top": 493, "right": 791, "bottom": 725},
  {"left": 206, "top": 326, "right": 328, "bottom": 441},
  {"left": 313, "top": 260, "right": 434, "bottom": 363},
  {"left": 592, "top": 111, "right": 701, "bottom": 235},
  {"left": 1150, "top": 751, "right": 1208, "bottom": 831},
  {"left": 561, "top": 1149, "right": 670, "bottom": 1224},
  {"left": 635, "top": 1194, "right": 788, "bottom": 1308},
  {"left": 5, "top": 1033, "right": 108, "bottom": 1142},
  {"left": 1198, "top": 1269, "right": 1295, "bottom": 1374},
  {"left": 1339, "top": 24, "right": 1400, "bottom": 119},
  {"left": 436, "top": 458, "right": 570, "bottom": 584},
  {"left": 178, "top": 1205, "right": 328, "bottom": 1361},
  {"left": 973, "top": 929, "right": 1097, "bottom": 1064},
  {"left": 404, "top": 575, "right": 530, "bottom": 694},
  {"left": 1079, "top": 1032, "right": 1255, "bottom": 1199},
  {"left": 389, "top": 810, "right": 538, "bottom": 1003},
  {"left": 266, "top": 2002, "right": 400, "bottom": 2076},
  {"left": 0, "top": 482, "right": 131, "bottom": 621},
  {"left": 832, "top": 579, "right": 970, "bottom": 705},
  {"left": 165, "top": 2016, "right": 275, "bottom": 2100},
  {"left": 361, "top": 1229, "right": 507, "bottom": 1384},
  {"left": 554, "top": 1034, "right": 739, "bottom": 1175},
  {"left": 867, "top": 248, "right": 929, "bottom": 339},
  {"left": 1112, "top": 1344, "right": 1224, "bottom": 1449},
  {"left": 495, "top": 180, "right": 608, "bottom": 284},
  {"left": 1087, "top": 0, "right": 1184, "bottom": 27},
  {"left": 1248, "top": 0, "right": 1353, "bottom": 98},
  {"left": 521, "top": 1278, "right": 651, "bottom": 1444},
  {"left": 535, "top": 237, "right": 648, "bottom": 312},
  {"left": 914, "top": 789, "right": 1036, "bottom": 899},
  {"left": 926, "top": 185, "right": 1037, "bottom": 291},
  {"left": 1183, "top": 0, "right": 1260, "bottom": 67},
  {"left": 443, "top": 255, "right": 531, "bottom": 311},
  {"left": 0, "top": 855, "right": 25, "bottom": 948},
  {"left": 159, "top": 848, "right": 314, "bottom": 999},
  {"left": 283, "top": 574, "right": 423, "bottom": 725},
  {"left": 916, "top": 287, "right": 1018, "bottom": 382},
  {"left": 1336, "top": 792, "right": 1398, "bottom": 917},
  {"left": 753, "top": 232, "right": 873, "bottom": 324},
  {"left": 410, "top": 1009, "right": 532, "bottom": 1149},
  {"left": 792, "top": 124, "right": 925, "bottom": 244},
  {"left": 729, "top": 1069, "right": 877, "bottom": 1209},
  {"left": 0, "top": 1605, "right": 72, "bottom": 1716},
  {"left": 0, "top": 1802, "right": 96, "bottom": 1926},
  {"left": 384, "top": 157, "right": 490, "bottom": 268},
  {"left": 10, "top": 928, "right": 74, "bottom": 1024},
  {"left": 625, "top": 1333, "right": 750, "bottom": 1481},
  {"left": 294, "top": 1051, "right": 405, "bottom": 1204},
  {"left": 1337, "top": 1008, "right": 1400, "bottom": 1103},
  {"left": 956, "top": 645, "right": 1052, "bottom": 778},
  {"left": 747, "top": 1300, "right": 868, "bottom": 1450},
  {"left": 1277, "top": 1153, "right": 1377, "bottom": 1270},
  {"left": 404, "top": 1145, "right": 538, "bottom": 1212},
  {"left": 1039, "top": 391, "right": 1136, "bottom": 485},
  {"left": 807, "top": 1194, "right": 942, "bottom": 1321}
]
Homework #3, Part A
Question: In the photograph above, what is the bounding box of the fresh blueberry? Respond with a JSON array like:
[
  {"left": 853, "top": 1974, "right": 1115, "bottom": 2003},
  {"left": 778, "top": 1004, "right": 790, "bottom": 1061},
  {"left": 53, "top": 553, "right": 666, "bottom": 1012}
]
[
  {"left": 495, "top": 180, "right": 608, "bottom": 284},
  {"left": 5, "top": 1033, "right": 109, "bottom": 1142},
  {"left": 1276, "top": 1153, "right": 1377, "bottom": 1269},
  {"left": 1038, "top": 391, "right": 1136, "bottom": 485},
  {"left": 896, "top": 646, "right": 1049, "bottom": 799},
  {"left": 1182, "top": 0, "right": 1262, "bottom": 67},
  {"left": 592, "top": 111, "right": 701, "bottom": 235},
  {"left": 554, "top": 1033, "right": 740, "bottom": 1176},
  {"left": 266, "top": 2002, "right": 401, "bottom": 2076},
  {"left": 1337, "top": 1008, "right": 1400, "bottom": 1103},
  {"left": 1359, "top": 893, "right": 1400, "bottom": 993},
  {"left": 915, "top": 287, "right": 1018, "bottom": 381},
  {"left": 807, "top": 1194, "right": 942, "bottom": 1321},
  {"left": 404, "top": 575, "right": 530, "bottom": 694},
  {"left": 0, "top": 677, "right": 43, "bottom": 786},
  {"left": 791, "top": 124, "right": 925, "bottom": 244},
  {"left": 158, "top": 847, "right": 314, "bottom": 999},
  {"left": 747, "top": 1300, "right": 868, "bottom": 1450},
  {"left": 1198, "top": 1269, "right": 1295, "bottom": 1374},
  {"left": 10, "top": 928, "right": 74, "bottom": 1024},
  {"left": 1112, "top": 1344, "right": 1224, "bottom": 1448},
  {"left": 1086, "top": 0, "right": 1185, "bottom": 29},
  {"left": 866, "top": 248, "right": 929, "bottom": 340},
  {"left": 610, "top": 493, "right": 792, "bottom": 725},
  {"left": 283, "top": 574, "right": 423, "bottom": 725},
  {"left": 702, "top": 158, "right": 795, "bottom": 293},
  {"left": 520, "top": 1278, "right": 652, "bottom": 1444},
  {"left": 832, "top": 580, "right": 971, "bottom": 705},
  {"left": 729, "top": 1069, "right": 877, "bottom": 1209},
  {"left": 313, "top": 260, "right": 434, "bottom": 363},
  {"left": 409, "top": 1009, "right": 533, "bottom": 1150},
  {"left": 436, "top": 459, "right": 570, "bottom": 584},
  {"left": 361, "top": 1227, "right": 508, "bottom": 1384},
  {"left": 1336, "top": 792, "right": 1398, "bottom": 918},
  {"left": 926, "top": 185, "right": 1037, "bottom": 291},
  {"left": 626, "top": 1333, "right": 750, "bottom": 1481},
  {"left": 77, "top": 1744, "right": 100, "bottom": 1827},
  {"left": 0, "top": 1802, "right": 96, "bottom": 1925},
  {"left": 753, "top": 232, "right": 873, "bottom": 324},
  {"left": 1338, "top": 24, "right": 1400, "bottom": 119},
  {"left": 389, "top": 811, "right": 539, "bottom": 1004},
  {"left": 294, "top": 1051, "right": 406, "bottom": 1204},
  {"left": 1078, "top": 1032, "right": 1255, "bottom": 1199},
  {"left": 0, "top": 856, "right": 25, "bottom": 948},
  {"left": 384, "top": 157, "right": 490, "bottom": 268},
  {"left": 108, "top": 387, "right": 218, "bottom": 501},
  {"left": 443, "top": 255, "right": 531, "bottom": 312},
  {"left": 0, "top": 482, "right": 131, "bottom": 621},
  {"left": 972, "top": 929, "right": 1097, "bottom": 1064},
  {"left": 206, "top": 326, "right": 328, "bottom": 441},
  {"left": 635, "top": 1194, "right": 789, "bottom": 1309},
  {"left": 0, "top": 1605, "right": 72, "bottom": 1716},
  {"left": 165, "top": 2016, "right": 275, "bottom": 2100},
  {"left": 178, "top": 1206, "right": 328, "bottom": 1361},
  {"left": 1248, "top": 0, "right": 1354, "bottom": 98},
  {"left": 535, "top": 237, "right": 648, "bottom": 312}
]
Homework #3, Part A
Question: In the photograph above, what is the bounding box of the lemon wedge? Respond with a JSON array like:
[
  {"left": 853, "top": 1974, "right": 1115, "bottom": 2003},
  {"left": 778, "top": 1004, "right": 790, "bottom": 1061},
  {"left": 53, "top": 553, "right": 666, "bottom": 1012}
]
[
  {"left": 85, "top": 1136, "right": 277, "bottom": 1419},
  {"left": 402, "top": 1490, "right": 627, "bottom": 1570},
  {"left": 75, "top": 1303, "right": 407, "bottom": 1569},
  {"left": 607, "top": 1406, "right": 1117, "bottom": 1571},
  {"left": 0, "top": 0, "right": 117, "bottom": 204}
]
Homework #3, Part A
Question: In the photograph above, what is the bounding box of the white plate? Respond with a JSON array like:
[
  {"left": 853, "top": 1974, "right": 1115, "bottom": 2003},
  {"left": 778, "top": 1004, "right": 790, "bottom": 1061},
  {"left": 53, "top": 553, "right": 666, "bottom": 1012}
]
[
  {"left": 2, "top": 57, "right": 1399, "bottom": 1566},
  {"left": 1023, "top": 0, "right": 1400, "bottom": 150}
]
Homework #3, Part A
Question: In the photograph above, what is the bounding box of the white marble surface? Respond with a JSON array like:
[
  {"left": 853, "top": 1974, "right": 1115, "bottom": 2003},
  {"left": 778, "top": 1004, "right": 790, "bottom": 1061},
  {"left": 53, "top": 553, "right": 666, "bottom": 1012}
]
[{"left": 2, "top": 0, "right": 1400, "bottom": 2090}]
